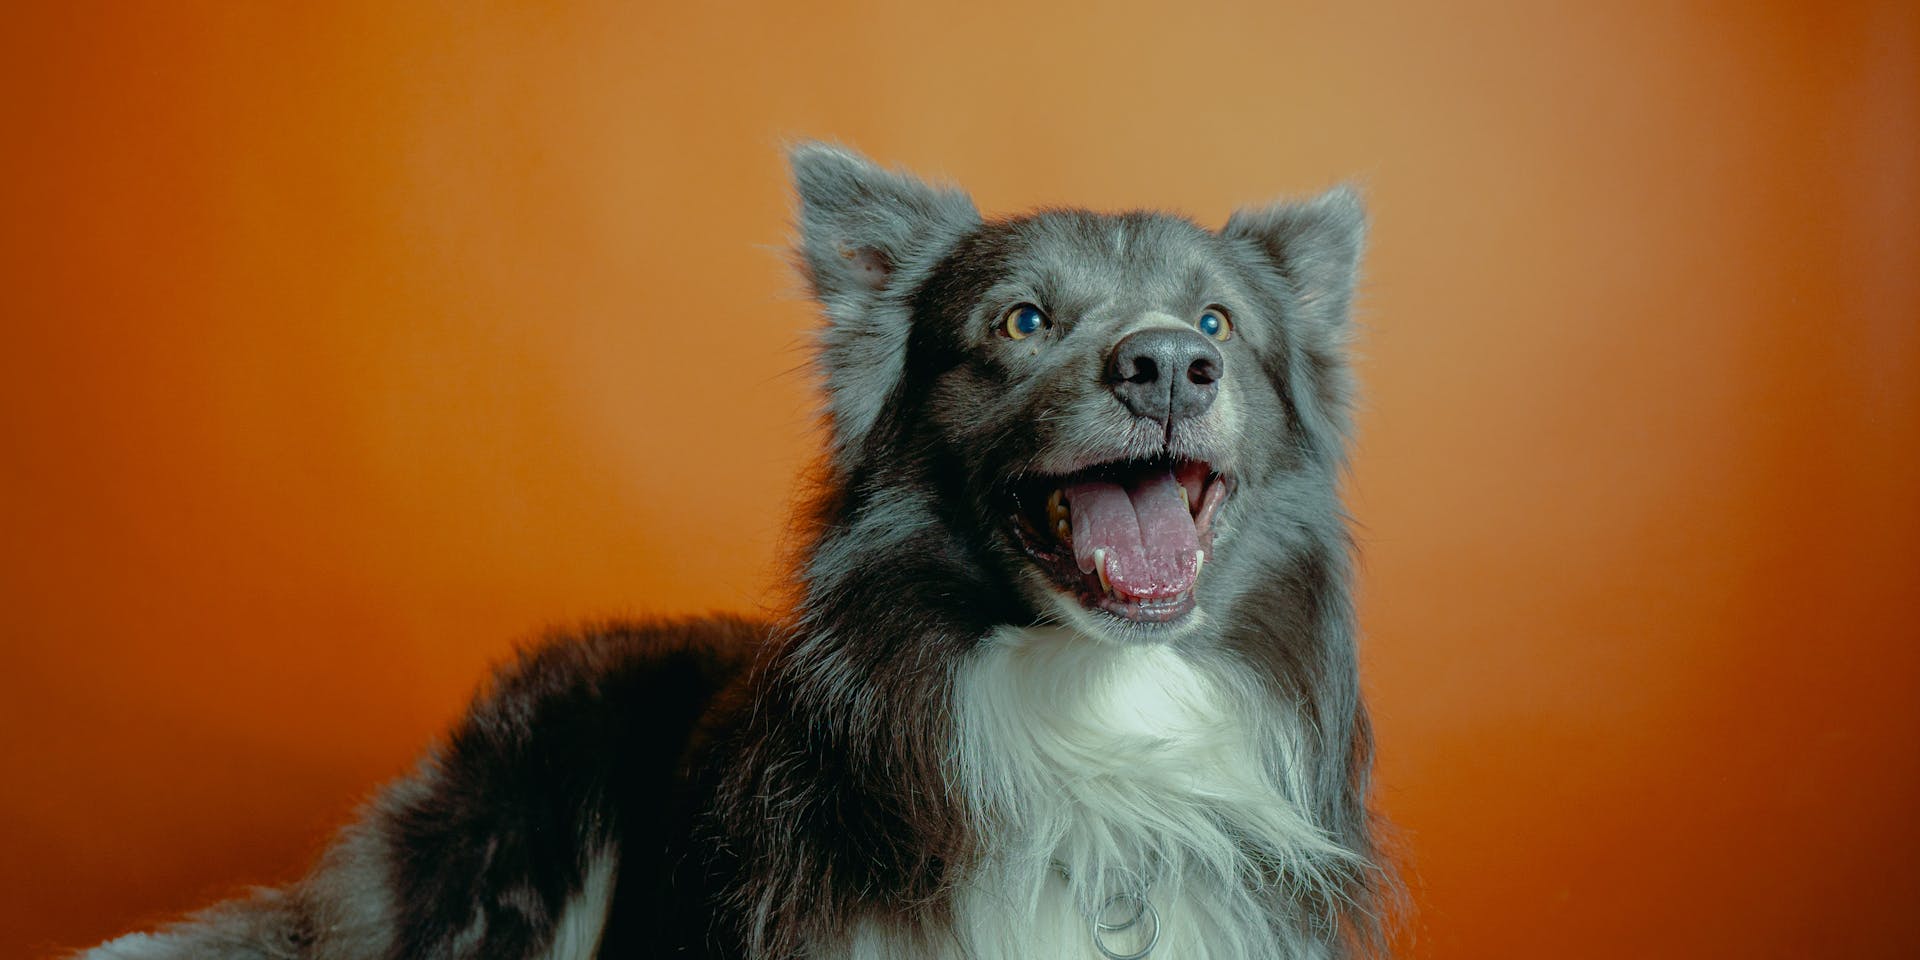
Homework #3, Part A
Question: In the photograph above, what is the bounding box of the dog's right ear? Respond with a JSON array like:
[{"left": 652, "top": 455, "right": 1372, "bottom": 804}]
[
  {"left": 789, "top": 141, "right": 978, "bottom": 306},
  {"left": 788, "top": 141, "right": 979, "bottom": 457}
]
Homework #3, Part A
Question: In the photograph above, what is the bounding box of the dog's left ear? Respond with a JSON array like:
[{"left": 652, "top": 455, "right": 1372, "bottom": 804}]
[
  {"left": 1222, "top": 185, "right": 1365, "bottom": 322},
  {"left": 788, "top": 141, "right": 980, "bottom": 459},
  {"left": 1222, "top": 186, "right": 1367, "bottom": 451}
]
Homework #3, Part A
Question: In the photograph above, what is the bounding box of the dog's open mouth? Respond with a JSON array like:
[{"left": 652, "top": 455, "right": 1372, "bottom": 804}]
[{"left": 1011, "top": 457, "right": 1231, "bottom": 624}]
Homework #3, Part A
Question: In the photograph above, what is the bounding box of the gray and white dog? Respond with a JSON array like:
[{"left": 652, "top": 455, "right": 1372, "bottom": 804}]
[{"left": 84, "top": 143, "right": 1393, "bottom": 960}]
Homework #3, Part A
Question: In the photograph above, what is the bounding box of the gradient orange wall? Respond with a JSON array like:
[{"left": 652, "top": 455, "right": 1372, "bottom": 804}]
[{"left": 3, "top": 2, "right": 1916, "bottom": 956}]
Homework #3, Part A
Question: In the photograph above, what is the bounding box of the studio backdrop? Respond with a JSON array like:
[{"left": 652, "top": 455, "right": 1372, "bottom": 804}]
[{"left": 3, "top": 2, "right": 1915, "bottom": 957}]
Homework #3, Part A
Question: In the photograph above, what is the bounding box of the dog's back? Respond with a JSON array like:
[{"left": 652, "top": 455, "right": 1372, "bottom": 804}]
[{"left": 86, "top": 616, "right": 761, "bottom": 960}]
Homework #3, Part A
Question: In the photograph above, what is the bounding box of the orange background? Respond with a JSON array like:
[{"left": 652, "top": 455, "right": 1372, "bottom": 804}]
[{"left": 3, "top": 2, "right": 1916, "bottom": 957}]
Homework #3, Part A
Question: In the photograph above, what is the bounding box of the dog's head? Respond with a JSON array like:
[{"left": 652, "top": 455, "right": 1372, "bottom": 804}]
[{"left": 792, "top": 143, "right": 1363, "bottom": 645}]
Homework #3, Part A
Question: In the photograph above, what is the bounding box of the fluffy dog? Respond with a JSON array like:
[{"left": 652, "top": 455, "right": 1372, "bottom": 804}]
[{"left": 84, "top": 143, "right": 1392, "bottom": 959}]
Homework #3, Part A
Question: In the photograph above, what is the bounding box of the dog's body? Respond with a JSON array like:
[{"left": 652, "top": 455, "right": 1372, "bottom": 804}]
[{"left": 85, "top": 144, "right": 1391, "bottom": 960}]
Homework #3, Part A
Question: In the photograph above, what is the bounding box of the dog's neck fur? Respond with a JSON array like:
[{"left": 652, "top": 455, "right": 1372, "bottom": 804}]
[{"left": 811, "top": 625, "right": 1356, "bottom": 960}]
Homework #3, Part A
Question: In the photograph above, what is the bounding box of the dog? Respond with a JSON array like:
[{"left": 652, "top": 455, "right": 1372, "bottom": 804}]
[{"left": 82, "top": 142, "right": 1392, "bottom": 959}]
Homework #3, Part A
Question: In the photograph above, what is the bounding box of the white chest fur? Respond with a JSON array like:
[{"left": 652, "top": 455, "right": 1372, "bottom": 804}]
[{"left": 830, "top": 627, "right": 1350, "bottom": 960}]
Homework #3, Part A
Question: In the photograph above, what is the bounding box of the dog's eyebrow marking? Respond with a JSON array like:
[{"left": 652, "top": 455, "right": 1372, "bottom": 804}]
[{"left": 1182, "top": 266, "right": 1212, "bottom": 309}]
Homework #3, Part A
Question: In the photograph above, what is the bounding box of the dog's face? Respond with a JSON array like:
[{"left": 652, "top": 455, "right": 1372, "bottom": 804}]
[
  {"left": 916, "top": 215, "right": 1288, "bottom": 637},
  {"left": 792, "top": 144, "right": 1362, "bottom": 645}
]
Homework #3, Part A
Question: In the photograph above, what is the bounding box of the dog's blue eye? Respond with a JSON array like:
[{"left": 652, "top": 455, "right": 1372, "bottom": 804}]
[
  {"left": 1002, "top": 304, "right": 1048, "bottom": 340},
  {"left": 1198, "top": 307, "right": 1233, "bottom": 342}
]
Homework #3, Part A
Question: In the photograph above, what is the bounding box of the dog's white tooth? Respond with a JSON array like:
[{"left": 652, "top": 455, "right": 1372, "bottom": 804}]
[
  {"left": 1179, "top": 486, "right": 1191, "bottom": 511},
  {"left": 1095, "top": 548, "right": 1112, "bottom": 595},
  {"left": 1056, "top": 519, "right": 1070, "bottom": 540},
  {"left": 1192, "top": 549, "right": 1205, "bottom": 580}
]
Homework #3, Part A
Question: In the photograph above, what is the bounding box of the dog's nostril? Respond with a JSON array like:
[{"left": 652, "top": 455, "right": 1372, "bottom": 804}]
[{"left": 1107, "top": 327, "right": 1224, "bottom": 424}]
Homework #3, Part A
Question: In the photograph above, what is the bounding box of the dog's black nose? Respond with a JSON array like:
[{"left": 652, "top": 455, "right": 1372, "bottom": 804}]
[{"left": 1107, "top": 327, "right": 1222, "bottom": 425}]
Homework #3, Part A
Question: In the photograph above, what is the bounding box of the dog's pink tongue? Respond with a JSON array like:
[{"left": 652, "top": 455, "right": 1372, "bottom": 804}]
[{"left": 1065, "top": 467, "right": 1202, "bottom": 598}]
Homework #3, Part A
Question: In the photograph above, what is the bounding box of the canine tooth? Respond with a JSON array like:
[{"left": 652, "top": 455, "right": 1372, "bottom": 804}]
[
  {"left": 1094, "top": 548, "right": 1112, "bottom": 595},
  {"left": 1179, "top": 486, "right": 1191, "bottom": 510},
  {"left": 1192, "top": 549, "right": 1205, "bottom": 579},
  {"left": 1056, "top": 519, "right": 1070, "bottom": 540}
]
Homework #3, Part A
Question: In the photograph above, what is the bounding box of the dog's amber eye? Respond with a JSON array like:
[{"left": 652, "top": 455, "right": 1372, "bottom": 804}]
[
  {"left": 1198, "top": 307, "right": 1233, "bottom": 342},
  {"left": 1002, "top": 303, "right": 1048, "bottom": 340}
]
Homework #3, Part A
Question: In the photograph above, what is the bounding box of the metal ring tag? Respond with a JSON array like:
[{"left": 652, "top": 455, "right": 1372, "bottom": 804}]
[{"left": 1090, "top": 892, "right": 1160, "bottom": 960}]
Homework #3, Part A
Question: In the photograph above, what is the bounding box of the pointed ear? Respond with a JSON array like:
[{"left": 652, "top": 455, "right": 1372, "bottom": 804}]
[
  {"left": 787, "top": 142, "right": 979, "bottom": 461},
  {"left": 1222, "top": 186, "right": 1368, "bottom": 452},
  {"left": 1221, "top": 184, "right": 1366, "bottom": 325},
  {"left": 788, "top": 141, "right": 979, "bottom": 312}
]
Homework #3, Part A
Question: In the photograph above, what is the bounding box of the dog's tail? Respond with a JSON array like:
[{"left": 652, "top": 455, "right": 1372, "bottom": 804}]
[
  {"left": 77, "top": 816, "right": 406, "bottom": 959},
  {"left": 81, "top": 896, "right": 304, "bottom": 960},
  {"left": 80, "top": 810, "right": 623, "bottom": 960}
]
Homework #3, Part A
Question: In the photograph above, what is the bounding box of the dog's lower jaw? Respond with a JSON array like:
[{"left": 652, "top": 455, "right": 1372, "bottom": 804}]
[{"left": 1036, "top": 578, "right": 1213, "bottom": 646}]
